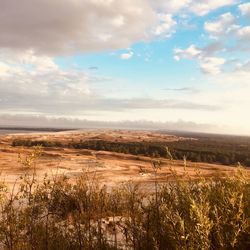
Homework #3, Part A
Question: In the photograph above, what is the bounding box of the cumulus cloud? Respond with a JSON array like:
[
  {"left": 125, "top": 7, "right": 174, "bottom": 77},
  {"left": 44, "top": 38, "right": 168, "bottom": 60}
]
[
  {"left": 0, "top": 50, "right": 92, "bottom": 112},
  {"left": 0, "top": 0, "right": 157, "bottom": 55},
  {"left": 175, "top": 6, "right": 250, "bottom": 75},
  {"left": 0, "top": 62, "right": 10, "bottom": 75},
  {"left": 150, "top": 0, "right": 190, "bottom": 14},
  {"left": 204, "top": 12, "right": 236, "bottom": 36},
  {"left": 120, "top": 50, "right": 134, "bottom": 60},
  {"left": 235, "top": 60, "right": 250, "bottom": 72},
  {"left": 154, "top": 14, "right": 176, "bottom": 37},
  {"left": 237, "top": 26, "right": 250, "bottom": 40},
  {"left": 174, "top": 45, "right": 202, "bottom": 61},
  {"left": 152, "top": 0, "right": 236, "bottom": 16},
  {"left": 239, "top": 2, "right": 250, "bottom": 20},
  {"left": 189, "top": 0, "right": 236, "bottom": 16},
  {"left": 0, "top": 0, "right": 238, "bottom": 56},
  {"left": 203, "top": 11, "right": 250, "bottom": 52},
  {"left": 174, "top": 45, "right": 226, "bottom": 74},
  {"left": 211, "top": 12, "right": 250, "bottom": 52},
  {"left": 200, "top": 57, "right": 226, "bottom": 74},
  {"left": 202, "top": 42, "right": 224, "bottom": 55}
]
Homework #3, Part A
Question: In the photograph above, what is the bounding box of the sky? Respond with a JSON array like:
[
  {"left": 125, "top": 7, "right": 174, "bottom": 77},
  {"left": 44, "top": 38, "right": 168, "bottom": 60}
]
[{"left": 0, "top": 0, "right": 250, "bottom": 134}]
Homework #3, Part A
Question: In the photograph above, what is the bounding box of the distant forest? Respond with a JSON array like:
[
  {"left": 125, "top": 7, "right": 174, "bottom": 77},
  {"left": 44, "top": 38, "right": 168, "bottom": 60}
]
[{"left": 12, "top": 132, "right": 250, "bottom": 167}]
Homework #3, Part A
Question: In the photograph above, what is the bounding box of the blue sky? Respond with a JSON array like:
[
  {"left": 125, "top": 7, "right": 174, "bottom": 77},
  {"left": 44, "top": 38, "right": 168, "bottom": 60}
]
[{"left": 0, "top": 0, "right": 250, "bottom": 134}]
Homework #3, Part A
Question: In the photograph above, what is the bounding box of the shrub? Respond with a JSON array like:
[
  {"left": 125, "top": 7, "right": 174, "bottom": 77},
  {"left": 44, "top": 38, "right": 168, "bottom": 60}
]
[{"left": 0, "top": 149, "right": 250, "bottom": 249}]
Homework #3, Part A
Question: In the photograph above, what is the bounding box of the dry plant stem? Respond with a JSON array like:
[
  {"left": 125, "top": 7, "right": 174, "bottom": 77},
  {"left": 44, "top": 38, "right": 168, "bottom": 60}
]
[{"left": 0, "top": 148, "right": 249, "bottom": 249}]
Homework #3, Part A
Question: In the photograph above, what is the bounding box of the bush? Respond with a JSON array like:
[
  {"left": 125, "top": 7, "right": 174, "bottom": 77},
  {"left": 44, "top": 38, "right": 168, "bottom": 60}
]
[{"left": 0, "top": 149, "right": 250, "bottom": 249}]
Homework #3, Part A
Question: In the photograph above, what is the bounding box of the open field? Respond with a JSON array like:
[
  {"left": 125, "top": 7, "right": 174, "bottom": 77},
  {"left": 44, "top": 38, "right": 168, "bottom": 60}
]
[
  {"left": 1, "top": 129, "right": 250, "bottom": 249},
  {"left": 1, "top": 129, "right": 249, "bottom": 189}
]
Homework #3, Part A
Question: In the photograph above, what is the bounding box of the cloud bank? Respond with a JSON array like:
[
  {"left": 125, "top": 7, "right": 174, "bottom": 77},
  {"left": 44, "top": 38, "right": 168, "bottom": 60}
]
[{"left": 0, "top": 114, "right": 229, "bottom": 134}]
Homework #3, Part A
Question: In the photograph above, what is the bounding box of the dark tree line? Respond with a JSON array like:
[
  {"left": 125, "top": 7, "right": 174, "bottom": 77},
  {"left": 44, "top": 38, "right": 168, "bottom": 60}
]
[
  {"left": 12, "top": 135, "right": 250, "bottom": 166},
  {"left": 12, "top": 139, "right": 63, "bottom": 148}
]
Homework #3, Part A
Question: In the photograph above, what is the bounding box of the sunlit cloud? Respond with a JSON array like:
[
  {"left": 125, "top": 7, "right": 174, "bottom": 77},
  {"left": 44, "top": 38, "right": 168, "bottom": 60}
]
[{"left": 0, "top": 0, "right": 250, "bottom": 134}]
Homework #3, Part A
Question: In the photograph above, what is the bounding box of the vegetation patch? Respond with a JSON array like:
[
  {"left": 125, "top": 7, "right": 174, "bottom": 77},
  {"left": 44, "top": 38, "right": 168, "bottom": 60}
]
[
  {"left": 0, "top": 150, "right": 249, "bottom": 249},
  {"left": 12, "top": 136, "right": 250, "bottom": 167}
]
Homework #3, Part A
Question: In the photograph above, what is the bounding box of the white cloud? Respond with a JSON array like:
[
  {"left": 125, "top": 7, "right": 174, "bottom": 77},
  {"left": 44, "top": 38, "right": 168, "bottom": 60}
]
[
  {"left": 0, "top": 62, "right": 10, "bottom": 76},
  {"left": 236, "top": 60, "right": 250, "bottom": 72},
  {"left": 175, "top": 8, "right": 250, "bottom": 75},
  {"left": 150, "top": 0, "right": 190, "bottom": 14},
  {"left": 151, "top": 0, "right": 235, "bottom": 16},
  {"left": 120, "top": 50, "right": 134, "bottom": 60},
  {"left": 0, "top": 0, "right": 247, "bottom": 133},
  {"left": 190, "top": 0, "right": 236, "bottom": 16},
  {"left": 202, "top": 10, "right": 250, "bottom": 52},
  {"left": 0, "top": 51, "right": 91, "bottom": 112},
  {"left": 0, "top": 0, "right": 238, "bottom": 57},
  {"left": 239, "top": 2, "right": 250, "bottom": 20},
  {"left": 237, "top": 26, "right": 250, "bottom": 40},
  {"left": 174, "top": 45, "right": 225, "bottom": 74},
  {"left": 0, "top": 0, "right": 157, "bottom": 55},
  {"left": 0, "top": 50, "right": 219, "bottom": 115},
  {"left": 154, "top": 14, "right": 176, "bottom": 37},
  {"left": 174, "top": 45, "right": 202, "bottom": 60},
  {"left": 200, "top": 57, "right": 225, "bottom": 74},
  {"left": 204, "top": 12, "right": 236, "bottom": 36}
]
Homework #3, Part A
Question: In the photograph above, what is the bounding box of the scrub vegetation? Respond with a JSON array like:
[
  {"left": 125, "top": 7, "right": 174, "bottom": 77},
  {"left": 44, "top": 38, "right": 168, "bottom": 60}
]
[
  {"left": 0, "top": 148, "right": 250, "bottom": 249},
  {"left": 12, "top": 132, "right": 250, "bottom": 167}
]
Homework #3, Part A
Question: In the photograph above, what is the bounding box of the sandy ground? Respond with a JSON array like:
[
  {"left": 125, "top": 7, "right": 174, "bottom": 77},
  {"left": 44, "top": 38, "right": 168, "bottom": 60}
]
[
  {"left": 0, "top": 130, "right": 249, "bottom": 190},
  {"left": 1, "top": 129, "right": 189, "bottom": 144}
]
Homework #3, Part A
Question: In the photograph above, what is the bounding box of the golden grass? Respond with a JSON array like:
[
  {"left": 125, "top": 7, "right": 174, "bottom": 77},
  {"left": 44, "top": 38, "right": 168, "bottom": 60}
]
[{"left": 0, "top": 148, "right": 249, "bottom": 249}]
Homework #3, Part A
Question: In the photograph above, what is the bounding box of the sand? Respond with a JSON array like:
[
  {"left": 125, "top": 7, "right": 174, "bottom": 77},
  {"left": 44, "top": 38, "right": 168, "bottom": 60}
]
[{"left": 0, "top": 129, "right": 249, "bottom": 190}]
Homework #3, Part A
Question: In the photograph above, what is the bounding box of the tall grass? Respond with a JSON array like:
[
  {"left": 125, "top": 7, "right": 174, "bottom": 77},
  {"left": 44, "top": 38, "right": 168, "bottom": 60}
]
[{"left": 0, "top": 148, "right": 249, "bottom": 249}]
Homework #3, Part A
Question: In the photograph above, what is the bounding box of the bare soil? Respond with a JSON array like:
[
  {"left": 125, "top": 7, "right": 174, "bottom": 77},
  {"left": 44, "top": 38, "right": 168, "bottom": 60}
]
[{"left": 0, "top": 129, "right": 249, "bottom": 189}]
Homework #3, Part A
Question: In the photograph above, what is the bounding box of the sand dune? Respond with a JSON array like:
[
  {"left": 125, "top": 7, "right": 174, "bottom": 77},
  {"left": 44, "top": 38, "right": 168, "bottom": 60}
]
[{"left": 0, "top": 130, "right": 248, "bottom": 189}]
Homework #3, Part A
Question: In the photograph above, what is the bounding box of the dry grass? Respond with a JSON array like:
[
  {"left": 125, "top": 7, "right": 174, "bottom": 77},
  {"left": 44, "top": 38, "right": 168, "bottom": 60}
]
[{"left": 0, "top": 148, "right": 249, "bottom": 249}]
